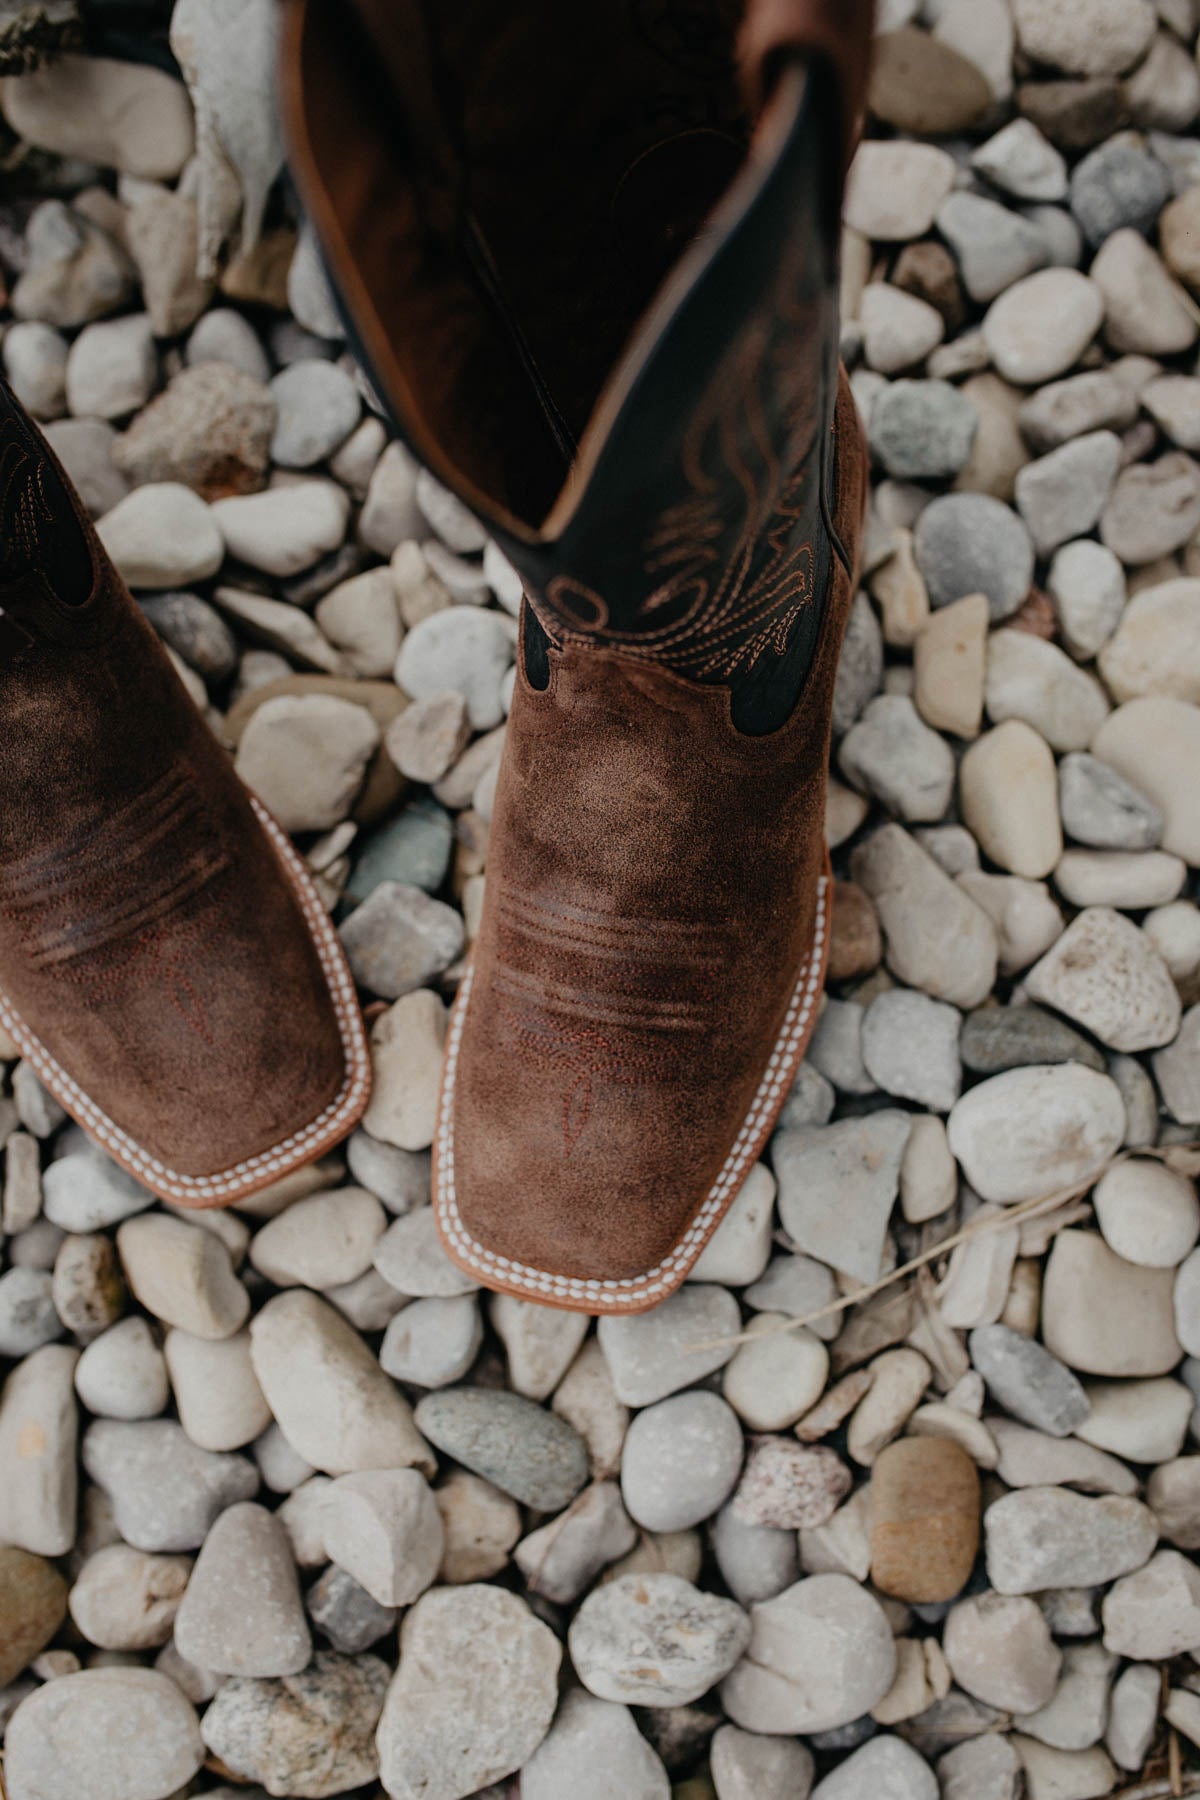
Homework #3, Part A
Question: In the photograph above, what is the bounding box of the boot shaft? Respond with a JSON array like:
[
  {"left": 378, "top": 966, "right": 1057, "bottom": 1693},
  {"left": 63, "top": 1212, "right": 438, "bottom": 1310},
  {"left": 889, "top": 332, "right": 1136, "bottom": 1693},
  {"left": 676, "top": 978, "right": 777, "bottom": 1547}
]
[{"left": 280, "top": 0, "right": 870, "bottom": 727}]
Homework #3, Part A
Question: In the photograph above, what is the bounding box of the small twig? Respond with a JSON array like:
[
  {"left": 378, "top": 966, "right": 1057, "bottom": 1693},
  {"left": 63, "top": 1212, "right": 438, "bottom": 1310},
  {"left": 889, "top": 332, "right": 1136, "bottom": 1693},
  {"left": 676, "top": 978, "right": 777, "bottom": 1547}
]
[
  {"left": 686, "top": 1139, "right": 1200, "bottom": 1355},
  {"left": 1172, "top": 1729, "right": 1185, "bottom": 1799}
]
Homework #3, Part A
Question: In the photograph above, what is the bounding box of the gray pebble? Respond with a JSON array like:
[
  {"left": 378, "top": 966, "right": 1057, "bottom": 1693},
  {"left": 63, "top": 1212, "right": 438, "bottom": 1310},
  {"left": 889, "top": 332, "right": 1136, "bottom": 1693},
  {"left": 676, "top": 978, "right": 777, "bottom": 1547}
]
[
  {"left": 414, "top": 1387, "right": 589, "bottom": 1510},
  {"left": 809, "top": 998, "right": 874, "bottom": 1096},
  {"left": 1155, "top": 1004, "right": 1200, "bottom": 1123},
  {"left": 812, "top": 1736, "right": 937, "bottom": 1800},
  {"left": 621, "top": 1392, "right": 744, "bottom": 1531},
  {"left": 711, "top": 1724, "right": 815, "bottom": 1800},
  {"left": 1108, "top": 1051, "right": 1160, "bottom": 1148},
  {"left": 373, "top": 1206, "right": 479, "bottom": 1299},
  {"left": 1070, "top": 138, "right": 1173, "bottom": 245},
  {"left": 832, "top": 591, "right": 884, "bottom": 734},
  {"left": 8, "top": 1216, "right": 66, "bottom": 1271},
  {"left": 74, "top": 1317, "right": 169, "bottom": 1421},
  {"left": 1101, "top": 450, "right": 1200, "bottom": 561},
  {"left": 139, "top": 592, "right": 239, "bottom": 683},
  {"left": 938, "top": 1732, "right": 1024, "bottom": 1800},
  {"left": 970, "top": 1323, "right": 1090, "bottom": 1435},
  {"left": 81, "top": 1418, "right": 259, "bottom": 1552},
  {"left": 744, "top": 1254, "right": 840, "bottom": 1339},
  {"left": 41, "top": 1152, "right": 155, "bottom": 1233},
  {"left": 597, "top": 1285, "right": 740, "bottom": 1406},
  {"left": 12, "top": 199, "right": 136, "bottom": 330},
  {"left": 839, "top": 695, "right": 956, "bottom": 824},
  {"left": 1021, "top": 203, "right": 1084, "bottom": 267},
  {"left": 0, "top": 1345, "right": 78, "bottom": 1557},
  {"left": 346, "top": 797, "right": 455, "bottom": 901},
  {"left": 972, "top": 119, "right": 1068, "bottom": 204},
  {"left": 960, "top": 1004, "right": 1106, "bottom": 1074},
  {"left": 345, "top": 1131, "right": 430, "bottom": 1214},
  {"left": 339, "top": 881, "right": 464, "bottom": 999},
  {"left": 41, "top": 418, "right": 130, "bottom": 520},
  {"left": 307, "top": 1563, "right": 398, "bottom": 1653},
  {"left": 1019, "top": 371, "right": 1137, "bottom": 452},
  {"left": 515, "top": 1480, "right": 637, "bottom": 1603},
  {"left": 522, "top": 1689, "right": 671, "bottom": 1800},
  {"left": 914, "top": 493, "right": 1034, "bottom": 620},
  {"left": 1047, "top": 539, "right": 1127, "bottom": 659},
  {"left": 776, "top": 1061, "right": 836, "bottom": 1130},
  {"left": 253, "top": 1423, "right": 316, "bottom": 1496},
  {"left": 173, "top": 1502, "right": 311, "bottom": 1677},
  {"left": 395, "top": 607, "right": 514, "bottom": 731},
  {"left": 774, "top": 1112, "right": 912, "bottom": 1285},
  {"left": 3, "top": 319, "right": 68, "bottom": 420},
  {"left": 868, "top": 379, "right": 978, "bottom": 481},
  {"left": 936, "top": 190, "right": 1047, "bottom": 302},
  {"left": 1014, "top": 430, "right": 1122, "bottom": 556},
  {"left": 0, "top": 1266, "right": 62, "bottom": 1357},
  {"left": 1059, "top": 752, "right": 1164, "bottom": 849},
  {"left": 711, "top": 1501, "right": 800, "bottom": 1607},
  {"left": 186, "top": 307, "right": 272, "bottom": 383},
  {"left": 270, "top": 359, "right": 361, "bottom": 468},
  {"left": 65, "top": 312, "right": 157, "bottom": 420},
  {"left": 3, "top": 1667, "right": 203, "bottom": 1800},
  {"left": 861, "top": 988, "right": 963, "bottom": 1112},
  {"left": 14, "top": 1064, "right": 67, "bottom": 1138},
  {"left": 379, "top": 1295, "right": 482, "bottom": 1388}
]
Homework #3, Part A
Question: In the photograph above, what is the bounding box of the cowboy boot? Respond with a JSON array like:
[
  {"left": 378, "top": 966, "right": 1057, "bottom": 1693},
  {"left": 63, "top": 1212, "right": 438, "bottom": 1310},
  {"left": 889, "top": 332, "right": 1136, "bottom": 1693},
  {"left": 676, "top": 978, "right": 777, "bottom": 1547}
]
[
  {"left": 280, "top": 0, "right": 871, "bottom": 1309},
  {"left": 0, "top": 383, "right": 371, "bottom": 1205}
]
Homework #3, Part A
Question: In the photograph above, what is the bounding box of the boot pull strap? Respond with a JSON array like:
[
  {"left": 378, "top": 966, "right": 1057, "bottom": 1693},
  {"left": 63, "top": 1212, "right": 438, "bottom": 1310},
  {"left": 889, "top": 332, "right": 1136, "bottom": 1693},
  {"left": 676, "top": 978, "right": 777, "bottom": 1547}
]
[{"left": 738, "top": 0, "right": 873, "bottom": 185}]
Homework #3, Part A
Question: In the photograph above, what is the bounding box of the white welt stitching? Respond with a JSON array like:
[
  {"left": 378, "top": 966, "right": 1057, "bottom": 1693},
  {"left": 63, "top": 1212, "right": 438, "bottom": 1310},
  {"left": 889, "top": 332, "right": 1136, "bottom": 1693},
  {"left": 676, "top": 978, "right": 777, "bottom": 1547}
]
[
  {"left": 434, "top": 875, "right": 828, "bottom": 1309},
  {"left": 0, "top": 798, "right": 370, "bottom": 1202}
]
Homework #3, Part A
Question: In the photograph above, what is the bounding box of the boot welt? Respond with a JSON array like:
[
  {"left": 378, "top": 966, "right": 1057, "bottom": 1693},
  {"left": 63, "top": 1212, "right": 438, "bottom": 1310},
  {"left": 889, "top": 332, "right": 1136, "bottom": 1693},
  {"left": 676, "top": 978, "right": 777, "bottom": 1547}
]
[
  {"left": 0, "top": 798, "right": 372, "bottom": 1207},
  {"left": 433, "top": 859, "right": 831, "bottom": 1315}
]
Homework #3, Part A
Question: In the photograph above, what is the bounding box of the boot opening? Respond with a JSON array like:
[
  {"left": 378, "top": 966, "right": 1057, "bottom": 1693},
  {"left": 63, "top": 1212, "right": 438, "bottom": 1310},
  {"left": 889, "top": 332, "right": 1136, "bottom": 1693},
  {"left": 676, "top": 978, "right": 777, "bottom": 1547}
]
[{"left": 292, "top": 0, "right": 752, "bottom": 531}]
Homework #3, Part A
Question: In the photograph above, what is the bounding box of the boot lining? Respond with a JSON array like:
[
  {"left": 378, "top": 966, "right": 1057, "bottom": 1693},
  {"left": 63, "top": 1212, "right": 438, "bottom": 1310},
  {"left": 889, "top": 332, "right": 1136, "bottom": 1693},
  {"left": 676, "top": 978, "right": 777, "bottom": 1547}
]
[{"left": 298, "top": 0, "right": 750, "bottom": 529}]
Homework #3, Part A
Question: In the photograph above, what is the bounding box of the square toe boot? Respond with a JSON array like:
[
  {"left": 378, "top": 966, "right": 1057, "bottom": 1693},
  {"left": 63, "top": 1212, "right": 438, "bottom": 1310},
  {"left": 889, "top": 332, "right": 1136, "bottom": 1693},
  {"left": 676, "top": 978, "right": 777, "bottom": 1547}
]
[
  {"left": 282, "top": 0, "right": 871, "bottom": 1308},
  {"left": 0, "top": 387, "right": 370, "bottom": 1204}
]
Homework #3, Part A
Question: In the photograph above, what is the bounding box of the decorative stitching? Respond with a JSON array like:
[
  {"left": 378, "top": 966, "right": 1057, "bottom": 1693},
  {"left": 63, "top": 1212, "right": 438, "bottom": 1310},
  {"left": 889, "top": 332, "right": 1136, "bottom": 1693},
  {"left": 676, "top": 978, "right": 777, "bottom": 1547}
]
[
  {"left": 0, "top": 799, "right": 371, "bottom": 1203},
  {"left": 533, "top": 281, "right": 826, "bottom": 688},
  {"left": 433, "top": 874, "right": 827, "bottom": 1308},
  {"left": 0, "top": 418, "right": 54, "bottom": 576}
]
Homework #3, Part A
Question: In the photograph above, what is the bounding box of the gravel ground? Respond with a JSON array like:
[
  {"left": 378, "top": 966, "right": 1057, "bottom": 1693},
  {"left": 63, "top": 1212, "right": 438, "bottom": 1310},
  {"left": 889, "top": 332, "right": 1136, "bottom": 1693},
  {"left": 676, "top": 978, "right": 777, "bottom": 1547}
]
[{"left": 3, "top": 4, "right": 1200, "bottom": 1799}]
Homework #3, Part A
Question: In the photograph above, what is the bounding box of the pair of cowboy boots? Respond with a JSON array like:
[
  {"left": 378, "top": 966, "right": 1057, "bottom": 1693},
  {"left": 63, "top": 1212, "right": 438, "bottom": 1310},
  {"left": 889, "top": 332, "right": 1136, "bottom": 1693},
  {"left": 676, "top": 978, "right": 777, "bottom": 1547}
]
[{"left": 0, "top": 0, "right": 869, "bottom": 1311}]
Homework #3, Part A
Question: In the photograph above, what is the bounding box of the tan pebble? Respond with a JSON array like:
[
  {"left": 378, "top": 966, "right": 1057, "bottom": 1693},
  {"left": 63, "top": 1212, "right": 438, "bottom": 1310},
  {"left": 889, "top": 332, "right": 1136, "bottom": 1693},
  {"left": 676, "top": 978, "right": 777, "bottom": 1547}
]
[
  {"left": 828, "top": 881, "right": 882, "bottom": 981},
  {"left": 870, "top": 528, "right": 930, "bottom": 648},
  {"left": 870, "top": 1436, "right": 981, "bottom": 1603},
  {"left": 794, "top": 1367, "right": 873, "bottom": 1442},
  {"left": 913, "top": 592, "right": 988, "bottom": 738}
]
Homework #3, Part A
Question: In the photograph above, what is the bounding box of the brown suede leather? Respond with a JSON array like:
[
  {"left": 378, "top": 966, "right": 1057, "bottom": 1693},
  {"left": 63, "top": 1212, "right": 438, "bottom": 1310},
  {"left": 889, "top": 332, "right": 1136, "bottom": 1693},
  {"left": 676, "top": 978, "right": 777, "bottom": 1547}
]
[
  {"left": 432, "top": 370, "right": 866, "bottom": 1308},
  {"left": 0, "top": 395, "right": 370, "bottom": 1205}
]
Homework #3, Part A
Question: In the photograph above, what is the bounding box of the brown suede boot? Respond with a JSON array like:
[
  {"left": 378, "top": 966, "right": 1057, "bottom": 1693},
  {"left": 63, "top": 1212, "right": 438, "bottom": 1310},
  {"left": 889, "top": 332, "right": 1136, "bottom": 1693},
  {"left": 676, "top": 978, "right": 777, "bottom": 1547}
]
[
  {"left": 281, "top": 0, "right": 871, "bottom": 1309},
  {"left": 0, "top": 386, "right": 371, "bottom": 1205}
]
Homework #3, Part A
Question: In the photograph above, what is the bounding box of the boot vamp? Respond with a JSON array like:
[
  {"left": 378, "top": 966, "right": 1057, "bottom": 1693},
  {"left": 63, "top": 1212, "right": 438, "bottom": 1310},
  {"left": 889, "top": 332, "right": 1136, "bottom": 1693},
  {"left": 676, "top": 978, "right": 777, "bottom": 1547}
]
[
  {"left": 0, "top": 573, "right": 349, "bottom": 1179},
  {"left": 448, "top": 645, "right": 828, "bottom": 1289}
]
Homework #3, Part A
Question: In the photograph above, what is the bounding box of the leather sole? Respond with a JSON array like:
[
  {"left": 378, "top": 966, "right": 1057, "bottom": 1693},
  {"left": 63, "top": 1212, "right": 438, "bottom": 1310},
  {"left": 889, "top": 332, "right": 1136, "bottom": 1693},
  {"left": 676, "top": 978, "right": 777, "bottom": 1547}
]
[
  {"left": 433, "top": 860, "right": 831, "bottom": 1314},
  {"left": 0, "top": 798, "right": 372, "bottom": 1207}
]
